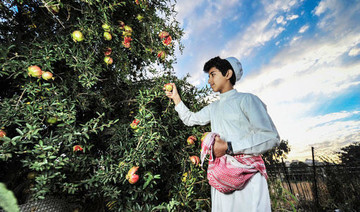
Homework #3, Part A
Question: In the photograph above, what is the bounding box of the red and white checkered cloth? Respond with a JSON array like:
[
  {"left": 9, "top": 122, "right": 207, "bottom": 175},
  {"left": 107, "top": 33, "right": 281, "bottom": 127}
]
[{"left": 201, "top": 132, "right": 268, "bottom": 193}]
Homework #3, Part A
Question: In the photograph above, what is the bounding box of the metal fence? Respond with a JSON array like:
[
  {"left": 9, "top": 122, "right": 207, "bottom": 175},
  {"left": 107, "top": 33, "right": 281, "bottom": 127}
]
[
  {"left": 0, "top": 196, "right": 73, "bottom": 212},
  {"left": 267, "top": 152, "right": 360, "bottom": 211}
]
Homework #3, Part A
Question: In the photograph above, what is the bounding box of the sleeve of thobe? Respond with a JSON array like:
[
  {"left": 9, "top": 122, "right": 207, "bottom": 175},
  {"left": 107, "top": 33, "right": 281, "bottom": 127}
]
[
  {"left": 232, "top": 94, "right": 280, "bottom": 155},
  {"left": 174, "top": 101, "right": 211, "bottom": 126}
]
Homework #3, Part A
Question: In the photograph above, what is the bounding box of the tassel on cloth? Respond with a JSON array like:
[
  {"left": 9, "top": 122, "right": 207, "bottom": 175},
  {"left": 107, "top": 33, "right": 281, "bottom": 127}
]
[{"left": 200, "top": 132, "right": 219, "bottom": 167}]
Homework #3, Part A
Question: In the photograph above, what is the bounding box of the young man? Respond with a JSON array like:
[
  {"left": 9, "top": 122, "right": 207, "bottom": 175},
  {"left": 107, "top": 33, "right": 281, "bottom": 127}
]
[{"left": 165, "top": 56, "right": 280, "bottom": 211}]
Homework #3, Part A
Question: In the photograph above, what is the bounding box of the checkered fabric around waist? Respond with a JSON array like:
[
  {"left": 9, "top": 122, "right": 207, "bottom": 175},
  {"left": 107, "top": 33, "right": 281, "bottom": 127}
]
[
  {"left": 200, "top": 132, "right": 267, "bottom": 193},
  {"left": 207, "top": 154, "right": 268, "bottom": 193}
]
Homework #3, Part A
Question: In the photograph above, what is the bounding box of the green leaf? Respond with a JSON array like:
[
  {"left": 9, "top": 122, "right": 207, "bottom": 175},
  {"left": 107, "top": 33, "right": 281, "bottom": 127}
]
[
  {"left": 25, "top": 123, "right": 32, "bottom": 129},
  {"left": 43, "top": 146, "right": 52, "bottom": 150},
  {"left": 15, "top": 128, "right": 24, "bottom": 135},
  {"left": 0, "top": 136, "right": 11, "bottom": 142},
  {"left": 84, "top": 133, "right": 89, "bottom": 139}
]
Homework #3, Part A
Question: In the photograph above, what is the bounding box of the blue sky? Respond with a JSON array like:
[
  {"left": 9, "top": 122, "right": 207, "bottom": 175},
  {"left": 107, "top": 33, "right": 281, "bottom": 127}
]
[{"left": 171, "top": 0, "right": 360, "bottom": 161}]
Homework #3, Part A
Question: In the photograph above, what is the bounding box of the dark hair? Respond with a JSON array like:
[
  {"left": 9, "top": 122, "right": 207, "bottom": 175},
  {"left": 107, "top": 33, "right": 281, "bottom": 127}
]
[{"left": 203, "top": 56, "right": 236, "bottom": 85}]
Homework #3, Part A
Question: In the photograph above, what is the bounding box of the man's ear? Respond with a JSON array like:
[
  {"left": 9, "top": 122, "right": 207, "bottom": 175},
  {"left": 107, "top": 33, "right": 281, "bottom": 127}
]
[{"left": 225, "top": 69, "right": 233, "bottom": 79}]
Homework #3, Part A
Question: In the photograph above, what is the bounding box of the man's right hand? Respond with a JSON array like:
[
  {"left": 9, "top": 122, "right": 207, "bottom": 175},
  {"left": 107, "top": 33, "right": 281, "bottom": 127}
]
[
  {"left": 213, "top": 136, "right": 228, "bottom": 158},
  {"left": 164, "top": 83, "right": 181, "bottom": 105}
]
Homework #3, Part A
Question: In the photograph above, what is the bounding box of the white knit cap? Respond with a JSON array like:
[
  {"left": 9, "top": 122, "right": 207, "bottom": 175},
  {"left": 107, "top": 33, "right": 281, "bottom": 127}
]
[{"left": 225, "top": 57, "right": 243, "bottom": 82}]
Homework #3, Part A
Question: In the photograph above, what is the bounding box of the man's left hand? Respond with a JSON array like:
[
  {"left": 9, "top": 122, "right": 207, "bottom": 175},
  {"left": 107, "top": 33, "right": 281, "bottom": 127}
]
[{"left": 213, "top": 136, "right": 228, "bottom": 158}]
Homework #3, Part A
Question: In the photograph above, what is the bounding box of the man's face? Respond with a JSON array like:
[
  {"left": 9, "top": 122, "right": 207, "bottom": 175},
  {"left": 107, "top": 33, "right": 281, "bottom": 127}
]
[{"left": 208, "top": 67, "right": 228, "bottom": 93}]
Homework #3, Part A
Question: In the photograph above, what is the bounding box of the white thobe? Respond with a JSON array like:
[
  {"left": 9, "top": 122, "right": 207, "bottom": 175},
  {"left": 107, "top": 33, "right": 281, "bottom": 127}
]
[{"left": 175, "top": 89, "right": 280, "bottom": 212}]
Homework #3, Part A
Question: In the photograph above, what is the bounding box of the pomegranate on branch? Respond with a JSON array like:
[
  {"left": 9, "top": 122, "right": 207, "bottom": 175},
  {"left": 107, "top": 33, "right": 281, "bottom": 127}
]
[
  {"left": 71, "top": 30, "right": 84, "bottom": 42},
  {"left": 27, "top": 65, "right": 43, "bottom": 78},
  {"left": 187, "top": 135, "right": 197, "bottom": 145}
]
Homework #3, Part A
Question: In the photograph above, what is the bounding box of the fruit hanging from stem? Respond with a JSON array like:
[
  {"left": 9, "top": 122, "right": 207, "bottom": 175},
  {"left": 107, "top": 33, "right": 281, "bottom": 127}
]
[
  {"left": 187, "top": 135, "right": 197, "bottom": 145},
  {"left": 104, "top": 32, "right": 112, "bottom": 41},
  {"left": 27, "top": 65, "right": 43, "bottom": 78},
  {"left": 189, "top": 156, "right": 200, "bottom": 166},
  {"left": 126, "top": 166, "right": 140, "bottom": 184},
  {"left": 102, "top": 23, "right": 111, "bottom": 32},
  {"left": 42, "top": 71, "right": 54, "bottom": 80},
  {"left": 104, "top": 56, "right": 113, "bottom": 65},
  {"left": 72, "top": 30, "right": 84, "bottom": 42},
  {"left": 0, "top": 130, "right": 6, "bottom": 138}
]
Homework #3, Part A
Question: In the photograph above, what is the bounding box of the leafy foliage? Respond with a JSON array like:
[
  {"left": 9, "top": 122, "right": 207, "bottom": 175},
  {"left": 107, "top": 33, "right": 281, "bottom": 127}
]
[
  {"left": 319, "top": 160, "right": 360, "bottom": 211},
  {"left": 0, "top": 0, "right": 213, "bottom": 211},
  {"left": 268, "top": 179, "right": 297, "bottom": 212},
  {"left": 337, "top": 142, "right": 360, "bottom": 166},
  {"left": 263, "top": 139, "right": 291, "bottom": 166},
  {"left": 316, "top": 142, "right": 360, "bottom": 211}
]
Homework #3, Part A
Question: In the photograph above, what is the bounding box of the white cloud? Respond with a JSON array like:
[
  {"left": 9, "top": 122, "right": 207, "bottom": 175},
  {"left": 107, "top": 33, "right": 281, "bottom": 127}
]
[
  {"left": 313, "top": 0, "right": 329, "bottom": 16},
  {"left": 175, "top": 0, "right": 304, "bottom": 89},
  {"left": 175, "top": 0, "right": 241, "bottom": 39},
  {"left": 287, "top": 114, "right": 360, "bottom": 161},
  {"left": 348, "top": 47, "right": 360, "bottom": 56},
  {"left": 186, "top": 55, "right": 209, "bottom": 86},
  {"left": 221, "top": 0, "right": 301, "bottom": 58},
  {"left": 173, "top": 0, "right": 205, "bottom": 24},
  {"left": 298, "top": 24, "right": 309, "bottom": 33},
  {"left": 289, "top": 35, "right": 302, "bottom": 45},
  {"left": 262, "top": 0, "right": 297, "bottom": 13},
  {"left": 173, "top": 0, "right": 360, "bottom": 161},
  {"left": 276, "top": 16, "right": 287, "bottom": 25},
  {"left": 234, "top": 27, "right": 360, "bottom": 161},
  {"left": 173, "top": 0, "right": 243, "bottom": 85},
  {"left": 301, "top": 111, "right": 359, "bottom": 130},
  {"left": 286, "top": 14, "right": 299, "bottom": 20},
  {"left": 314, "top": 0, "right": 360, "bottom": 33},
  {"left": 236, "top": 32, "right": 360, "bottom": 105},
  {"left": 232, "top": 0, "right": 360, "bottom": 161}
]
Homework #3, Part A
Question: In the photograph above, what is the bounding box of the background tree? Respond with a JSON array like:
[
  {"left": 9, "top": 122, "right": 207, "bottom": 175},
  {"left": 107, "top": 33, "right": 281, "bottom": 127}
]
[
  {"left": 289, "top": 161, "right": 308, "bottom": 169},
  {"left": 263, "top": 139, "right": 291, "bottom": 166},
  {"left": 0, "top": 0, "right": 213, "bottom": 211},
  {"left": 320, "top": 142, "right": 360, "bottom": 211},
  {"left": 337, "top": 142, "right": 360, "bottom": 166}
]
